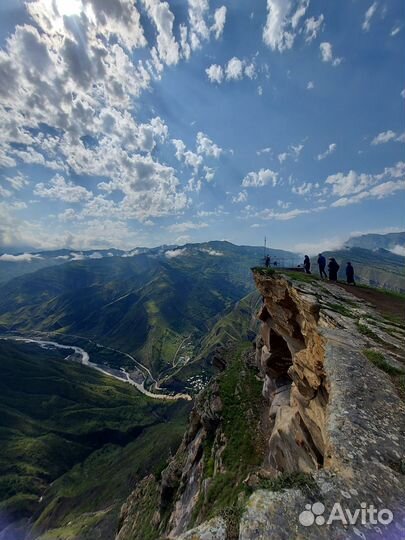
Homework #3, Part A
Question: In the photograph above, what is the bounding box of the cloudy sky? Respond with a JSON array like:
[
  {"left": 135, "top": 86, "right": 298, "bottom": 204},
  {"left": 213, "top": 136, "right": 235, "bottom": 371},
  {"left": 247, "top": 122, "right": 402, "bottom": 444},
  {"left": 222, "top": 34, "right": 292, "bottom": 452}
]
[{"left": 0, "top": 0, "right": 404, "bottom": 253}]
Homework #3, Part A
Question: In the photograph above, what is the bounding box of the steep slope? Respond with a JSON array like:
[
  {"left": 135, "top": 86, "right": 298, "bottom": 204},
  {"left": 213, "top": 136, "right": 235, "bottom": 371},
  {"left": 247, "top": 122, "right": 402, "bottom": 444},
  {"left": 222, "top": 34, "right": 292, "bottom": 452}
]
[
  {"left": 116, "top": 270, "right": 405, "bottom": 539},
  {"left": 0, "top": 339, "right": 190, "bottom": 540}
]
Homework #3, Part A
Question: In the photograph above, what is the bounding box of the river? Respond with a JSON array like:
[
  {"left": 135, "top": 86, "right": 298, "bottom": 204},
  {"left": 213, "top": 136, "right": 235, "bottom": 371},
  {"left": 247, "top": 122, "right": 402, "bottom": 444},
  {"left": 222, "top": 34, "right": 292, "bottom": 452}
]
[{"left": 1, "top": 336, "right": 191, "bottom": 401}]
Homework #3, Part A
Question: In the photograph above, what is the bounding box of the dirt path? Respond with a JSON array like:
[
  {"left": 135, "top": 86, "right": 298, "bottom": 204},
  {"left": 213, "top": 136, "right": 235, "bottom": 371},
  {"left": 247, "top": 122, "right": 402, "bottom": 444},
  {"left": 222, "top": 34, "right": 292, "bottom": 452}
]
[{"left": 336, "top": 283, "right": 404, "bottom": 320}]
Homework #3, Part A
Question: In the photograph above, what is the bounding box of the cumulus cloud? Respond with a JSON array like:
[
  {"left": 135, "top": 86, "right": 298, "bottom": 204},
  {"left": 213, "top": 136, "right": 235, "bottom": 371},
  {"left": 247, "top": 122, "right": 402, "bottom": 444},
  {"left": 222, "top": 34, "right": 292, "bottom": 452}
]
[
  {"left": 232, "top": 191, "right": 248, "bottom": 203},
  {"left": 0, "top": 253, "right": 43, "bottom": 262},
  {"left": 206, "top": 57, "right": 256, "bottom": 84},
  {"left": 196, "top": 132, "right": 223, "bottom": 158},
  {"left": 391, "top": 245, "right": 405, "bottom": 256},
  {"left": 362, "top": 2, "right": 378, "bottom": 32},
  {"left": 205, "top": 64, "right": 223, "bottom": 83},
  {"left": 320, "top": 42, "right": 342, "bottom": 66},
  {"left": 263, "top": 0, "right": 309, "bottom": 52},
  {"left": 242, "top": 168, "right": 278, "bottom": 188},
  {"left": 211, "top": 6, "right": 227, "bottom": 39},
  {"left": 327, "top": 161, "right": 405, "bottom": 207},
  {"left": 307, "top": 81, "right": 314, "bottom": 90},
  {"left": 34, "top": 174, "right": 93, "bottom": 203},
  {"left": 317, "top": 143, "right": 336, "bottom": 160}
]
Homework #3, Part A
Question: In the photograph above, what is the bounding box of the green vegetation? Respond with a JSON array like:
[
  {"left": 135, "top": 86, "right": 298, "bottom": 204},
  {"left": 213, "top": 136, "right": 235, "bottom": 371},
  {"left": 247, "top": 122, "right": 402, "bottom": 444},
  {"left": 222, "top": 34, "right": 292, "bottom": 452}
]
[
  {"left": 357, "top": 322, "right": 387, "bottom": 345},
  {"left": 363, "top": 349, "right": 402, "bottom": 376},
  {"left": 192, "top": 345, "right": 265, "bottom": 525},
  {"left": 251, "top": 266, "right": 276, "bottom": 277},
  {"left": 282, "top": 270, "right": 319, "bottom": 284},
  {"left": 324, "top": 303, "right": 355, "bottom": 318},
  {"left": 0, "top": 340, "right": 190, "bottom": 537},
  {"left": 363, "top": 349, "right": 405, "bottom": 397},
  {"left": 253, "top": 471, "right": 318, "bottom": 495}
]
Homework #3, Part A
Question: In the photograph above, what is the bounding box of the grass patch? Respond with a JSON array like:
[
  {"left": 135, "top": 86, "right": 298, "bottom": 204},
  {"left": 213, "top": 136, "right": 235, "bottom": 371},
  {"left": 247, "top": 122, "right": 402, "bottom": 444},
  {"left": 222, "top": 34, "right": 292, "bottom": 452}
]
[
  {"left": 324, "top": 303, "right": 355, "bottom": 318},
  {"left": 282, "top": 271, "right": 318, "bottom": 284},
  {"left": 363, "top": 349, "right": 405, "bottom": 400},
  {"left": 363, "top": 349, "right": 402, "bottom": 375},
  {"left": 251, "top": 267, "right": 276, "bottom": 277},
  {"left": 357, "top": 323, "right": 387, "bottom": 345},
  {"left": 357, "top": 283, "right": 405, "bottom": 300},
  {"left": 254, "top": 471, "right": 318, "bottom": 496}
]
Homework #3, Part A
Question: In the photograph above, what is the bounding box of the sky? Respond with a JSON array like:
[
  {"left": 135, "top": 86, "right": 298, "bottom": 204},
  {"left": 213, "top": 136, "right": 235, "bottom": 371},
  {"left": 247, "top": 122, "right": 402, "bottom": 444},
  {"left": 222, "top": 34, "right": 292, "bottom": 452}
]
[{"left": 0, "top": 0, "right": 404, "bottom": 254}]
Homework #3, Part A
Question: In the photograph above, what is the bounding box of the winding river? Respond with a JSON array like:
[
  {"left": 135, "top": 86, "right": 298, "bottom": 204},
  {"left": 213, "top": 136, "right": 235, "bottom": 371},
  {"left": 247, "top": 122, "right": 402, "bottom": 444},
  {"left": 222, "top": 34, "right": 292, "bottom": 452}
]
[{"left": 1, "top": 336, "right": 191, "bottom": 401}]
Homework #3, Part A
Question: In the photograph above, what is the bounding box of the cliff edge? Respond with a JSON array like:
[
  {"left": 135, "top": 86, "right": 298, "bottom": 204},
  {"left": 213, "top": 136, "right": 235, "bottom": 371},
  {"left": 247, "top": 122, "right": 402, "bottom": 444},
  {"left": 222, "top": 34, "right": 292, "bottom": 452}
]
[{"left": 116, "top": 270, "right": 405, "bottom": 540}]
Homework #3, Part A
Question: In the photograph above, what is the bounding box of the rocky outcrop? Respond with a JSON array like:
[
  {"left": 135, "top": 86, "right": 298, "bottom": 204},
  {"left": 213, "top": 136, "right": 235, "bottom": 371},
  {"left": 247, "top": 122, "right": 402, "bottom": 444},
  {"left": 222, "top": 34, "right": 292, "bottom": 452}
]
[{"left": 116, "top": 271, "right": 405, "bottom": 540}]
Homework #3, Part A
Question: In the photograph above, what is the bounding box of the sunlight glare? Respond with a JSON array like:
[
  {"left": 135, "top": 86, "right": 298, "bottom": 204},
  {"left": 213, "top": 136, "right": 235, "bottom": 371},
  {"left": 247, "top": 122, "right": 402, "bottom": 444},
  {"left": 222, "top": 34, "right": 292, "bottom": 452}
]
[{"left": 54, "top": 0, "right": 83, "bottom": 17}]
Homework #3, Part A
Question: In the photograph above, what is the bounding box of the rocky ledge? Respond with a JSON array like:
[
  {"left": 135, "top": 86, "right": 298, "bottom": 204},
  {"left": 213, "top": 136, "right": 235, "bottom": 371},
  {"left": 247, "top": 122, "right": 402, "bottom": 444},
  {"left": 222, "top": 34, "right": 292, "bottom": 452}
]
[{"left": 116, "top": 271, "right": 405, "bottom": 540}]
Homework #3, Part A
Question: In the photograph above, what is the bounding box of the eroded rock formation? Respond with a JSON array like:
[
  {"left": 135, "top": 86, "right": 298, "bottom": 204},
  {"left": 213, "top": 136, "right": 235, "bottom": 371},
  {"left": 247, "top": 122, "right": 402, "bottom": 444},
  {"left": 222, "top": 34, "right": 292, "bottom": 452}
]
[{"left": 116, "top": 271, "right": 405, "bottom": 540}]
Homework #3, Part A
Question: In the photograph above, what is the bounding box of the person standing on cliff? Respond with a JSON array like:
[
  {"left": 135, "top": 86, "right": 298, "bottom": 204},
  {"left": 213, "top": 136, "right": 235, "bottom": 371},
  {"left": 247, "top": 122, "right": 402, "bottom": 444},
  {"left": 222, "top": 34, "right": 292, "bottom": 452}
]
[
  {"left": 303, "top": 255, "right": 311, "bottom": 274},
  {"left": 328, "top": 257, "right": 340, "bottom": 282},
  {"left": 264, "top": 255, "right": 271, "bottom": 268},
  {"left": 346, "top": 262, "right": 356, "bottom": 285},
  {"left": 317, "top": 253, "right": 327, "bottom": 279}
]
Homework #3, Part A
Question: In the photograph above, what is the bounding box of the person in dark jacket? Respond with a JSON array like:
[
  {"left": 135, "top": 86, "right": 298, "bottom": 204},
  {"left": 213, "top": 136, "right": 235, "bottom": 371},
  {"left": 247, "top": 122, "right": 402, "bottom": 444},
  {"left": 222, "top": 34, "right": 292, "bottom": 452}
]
[
  {"left": 303, "top": 255, "right": 311, "bottom": 274},
  {"left": 346, "top": 262, "right": 356, "bottom": 285},
  {"left": 264, "top": 255, "right": 270, "bottom": 268},
  {"left": 328, "top": 257, "right": 340, "bottom": 282},
  {"left": 317, "top": 253, "right": 327, "bottom": 279}
]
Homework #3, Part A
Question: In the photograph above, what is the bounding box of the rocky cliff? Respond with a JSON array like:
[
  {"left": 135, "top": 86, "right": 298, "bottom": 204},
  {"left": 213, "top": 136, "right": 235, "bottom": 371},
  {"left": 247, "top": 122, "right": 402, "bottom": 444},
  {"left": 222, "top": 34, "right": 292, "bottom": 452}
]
[{"left": 116, "top": 270, "right": 405, "bottom": 540}]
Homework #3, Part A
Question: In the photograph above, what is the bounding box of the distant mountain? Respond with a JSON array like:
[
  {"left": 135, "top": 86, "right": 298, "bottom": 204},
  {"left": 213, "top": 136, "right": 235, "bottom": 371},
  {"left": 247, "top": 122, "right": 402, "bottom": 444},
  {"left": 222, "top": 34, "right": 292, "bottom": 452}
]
[
  {"left": 346, "top": 232, "right": 405, "bottom": 252},
  {"left": 0, "top": 242, "right": 295, "bottom": 384}
]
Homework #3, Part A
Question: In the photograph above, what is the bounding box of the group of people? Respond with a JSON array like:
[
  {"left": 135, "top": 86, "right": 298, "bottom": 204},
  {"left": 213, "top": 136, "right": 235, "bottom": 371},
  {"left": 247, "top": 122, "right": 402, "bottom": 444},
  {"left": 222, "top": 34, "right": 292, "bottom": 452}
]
[{"left": 303, "top": 254, "right": 356, "bottom": 285}]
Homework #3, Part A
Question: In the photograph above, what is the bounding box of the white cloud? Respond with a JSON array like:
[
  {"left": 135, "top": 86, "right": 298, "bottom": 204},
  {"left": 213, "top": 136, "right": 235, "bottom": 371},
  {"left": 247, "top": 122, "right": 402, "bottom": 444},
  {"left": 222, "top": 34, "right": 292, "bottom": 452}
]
[
  {"left": 320, "top": 42, "right": 342, "bottom": 66},
  {"left": 401, "top": 89, "right": 405, "bottom": 99},
  {"left": 278, "top": 143, "right": 304, "bottom": 163},
  {"left": 242, "top": 168, "right": 278, "bottom": 188},
  {"left": 263, "top": 0, "right": 309, "bottom": 52},
  {"left": 211, "top": 6, "right": 227, "bottom": 39},
  {"left": 196, "top": 132, "right": 223, "bottom": 158},
  {"left": 317, "top": 143, "right": 336, "bottom": 160},
  {"left": 292, "top": 236, "right": 344, "bottom": 256},
  {"left": 205, "top": 64, "right": 224, "bottom": 83},
  {"left": 362, "top": 2, "right": 378, "bottom": 32},
  {"left": 200, "top": 248, "right": 223, "bottom": 256},
  {"left": 256, "top": 146, "right": 272, "bottom": 156},
  {"left": 328, "top": 161, "right": 405, "bottom": 207},
  {"left": 292, "top": 182, "right": 313, "bottom": 196},
  {"left": 391, "top": 245, "right": 405, "bottom": 256},
  {"left": 167, "top": 221, "right": 208, "bottom": 233},
  {"left": 390, "top": 26, "right": 401, "bottom": 37},
  {"left": 307, "top": 81, "right": 314, "bottom": 90},
  {"left": 304, "top": 14, "right": 324, "bottom": 42},
  {"left": 225, "top": 57, "right": 244, "bottom": 80},
  {"left": 34, "top": 174, "right": 93, "bottom": 203},
  {"left": 165, "top": 248, "right": 188, "bottom": 258},
  {"left": 371, "top": 130, "right": 405, "bottom": 145},
  {"left": 0, "top": 252, "right": 43, "bottom": 262},
  {"left": 143, "top": 0, "right": 179, "bottom": 65},
  {"left": 232, "top": 191, "right": 248, "bottom": 203},
  {"left": 206, "top": 56, "right": 256, "bottom": 84},
  {"left": 257, "top": 85, "right": 263, "bottom": 96}
]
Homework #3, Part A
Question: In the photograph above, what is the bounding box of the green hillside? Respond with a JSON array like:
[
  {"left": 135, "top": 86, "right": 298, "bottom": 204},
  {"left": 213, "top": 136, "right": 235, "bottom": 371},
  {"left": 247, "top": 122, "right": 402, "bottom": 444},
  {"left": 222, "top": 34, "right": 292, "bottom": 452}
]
[
  {"left": 0, "top": 243, "right": 291, "bottom": 383},
  {"left": 0, "top": 340, "right": 190, "bottom": 539}
]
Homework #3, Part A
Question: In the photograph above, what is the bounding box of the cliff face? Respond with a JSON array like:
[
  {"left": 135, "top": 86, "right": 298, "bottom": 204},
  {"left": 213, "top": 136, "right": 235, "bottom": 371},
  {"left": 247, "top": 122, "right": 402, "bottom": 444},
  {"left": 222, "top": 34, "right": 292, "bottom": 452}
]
[{"left": 116, "top": 271, "right": 405, "bottom": 540}]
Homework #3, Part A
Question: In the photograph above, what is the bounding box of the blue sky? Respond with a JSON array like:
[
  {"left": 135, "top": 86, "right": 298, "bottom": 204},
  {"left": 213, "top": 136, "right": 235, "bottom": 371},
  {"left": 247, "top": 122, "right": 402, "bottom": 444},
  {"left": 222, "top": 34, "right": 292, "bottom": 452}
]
[{"left": 0, "top": 0, "right": 404, "bottom": 254}]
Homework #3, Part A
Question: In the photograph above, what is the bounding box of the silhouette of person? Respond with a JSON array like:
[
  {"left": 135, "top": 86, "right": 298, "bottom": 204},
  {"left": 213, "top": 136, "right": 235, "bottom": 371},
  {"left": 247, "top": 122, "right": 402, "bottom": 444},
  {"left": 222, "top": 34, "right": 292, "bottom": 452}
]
[
  {"left": 304, "top": 255, "right": 311, "bottom": 274},
  {"left": 317, "top": 253, "right": 327, "bottom": 279},
  {"left": 346, "top": 262, "right": 356, "bottom": 285},
  {"left": 328, "top": 257, "right": 340, "bottom": 282},
  {"left": 264, "top": 255, "right": 271, "bottom": 268}
]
